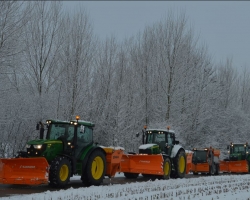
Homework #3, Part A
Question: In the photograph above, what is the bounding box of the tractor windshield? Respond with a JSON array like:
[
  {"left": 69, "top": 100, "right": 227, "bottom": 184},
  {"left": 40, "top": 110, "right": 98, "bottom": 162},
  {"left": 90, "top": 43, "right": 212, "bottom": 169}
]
[
  {"left": 146, "top": 131, "right": 166, "bottom": 144},
  {"left": 47, "top": 123, "right": 74, "bottom": 141},
  {"left": 230, "top": 145, "right": 246, "bottom": 154},
  {"left": 192, "top": 150, "right": 207, "bottom": 163}
]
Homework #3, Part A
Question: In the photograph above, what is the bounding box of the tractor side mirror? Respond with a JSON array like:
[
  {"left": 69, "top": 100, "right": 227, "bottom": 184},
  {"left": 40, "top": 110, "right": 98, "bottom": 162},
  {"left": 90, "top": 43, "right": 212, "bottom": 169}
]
[
  {"left": 136, "top": 132, "right": 140, "bottom": 137},
  {"left": 227, "top": 145, "right": 229, "bottom": 150},
  {"left": 175, "top": 140, "right": 179, "bottom": 145},
  {"left": 36, "top": 123, "right": 39, "bottom": 130}
]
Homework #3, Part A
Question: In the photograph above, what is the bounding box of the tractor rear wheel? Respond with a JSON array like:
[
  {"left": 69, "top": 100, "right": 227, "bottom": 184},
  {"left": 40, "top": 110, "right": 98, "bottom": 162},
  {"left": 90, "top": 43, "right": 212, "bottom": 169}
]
[
  {"left": 49, "top": 156, "right": 71, "bottom": 188},
  {"left": 85, "top": 149, "right": 106, "bottom": 186},
  {"left": 172, "top": 149, "right": 186, "bottom": 178},
  {"left": 124, "top": 172, "right": 139, "bottom": 179}
]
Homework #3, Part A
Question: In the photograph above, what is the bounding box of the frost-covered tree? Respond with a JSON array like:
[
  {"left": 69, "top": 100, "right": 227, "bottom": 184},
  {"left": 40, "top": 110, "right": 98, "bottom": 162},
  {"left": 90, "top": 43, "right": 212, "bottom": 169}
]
[{"left": 57, "top": 7, "right": 96, "bottom": 120}]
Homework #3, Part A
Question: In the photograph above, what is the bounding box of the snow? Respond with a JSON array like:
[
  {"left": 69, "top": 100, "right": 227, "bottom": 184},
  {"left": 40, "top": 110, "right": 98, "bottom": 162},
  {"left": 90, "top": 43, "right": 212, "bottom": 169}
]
[{"left": 2, "top": 173, "right": 250, "bottom": 200}]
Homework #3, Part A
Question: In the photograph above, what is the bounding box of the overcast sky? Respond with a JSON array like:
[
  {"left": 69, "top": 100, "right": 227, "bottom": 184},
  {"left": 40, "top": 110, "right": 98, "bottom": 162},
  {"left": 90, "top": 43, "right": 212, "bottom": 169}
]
[{"left": 63, "top": 1, "right": 250, "bottom": 70}]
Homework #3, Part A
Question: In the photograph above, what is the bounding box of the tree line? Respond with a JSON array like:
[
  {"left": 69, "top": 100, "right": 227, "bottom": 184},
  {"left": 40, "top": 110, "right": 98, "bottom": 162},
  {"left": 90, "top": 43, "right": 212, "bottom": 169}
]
[{"left": 0, "top": 1, "right": 249, "bottom": 157}]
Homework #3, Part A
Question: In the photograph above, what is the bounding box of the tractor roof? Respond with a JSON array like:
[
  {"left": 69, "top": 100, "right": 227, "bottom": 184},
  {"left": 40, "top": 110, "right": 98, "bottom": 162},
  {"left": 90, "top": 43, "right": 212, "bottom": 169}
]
[
  {"left": 47, "top": 119, "right": 95, "bottom": 127},
  {"left": 146, "top": 128, "right": 175, "bottom": 134},
  {"left": 71, "top": 119, "right": 95, "bottom": 127},
  {"left": 46, "top": 119, "right": 69, "bottom": 124},
  {"left": 231, "top": 143, "right": 248, "bottom": 146}
]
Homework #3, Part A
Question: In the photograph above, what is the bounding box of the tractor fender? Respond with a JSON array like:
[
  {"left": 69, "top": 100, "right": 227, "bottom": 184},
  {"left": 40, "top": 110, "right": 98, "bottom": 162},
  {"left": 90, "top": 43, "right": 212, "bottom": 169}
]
[
  {"left": 170, "top": 145, "right": 185, "bottom": 159},
  {"left": 81, "top": 146, "right": 106, "bottom": 175},
  {"left": 162, "top": 154, "right": 171, "bottom": 161}
]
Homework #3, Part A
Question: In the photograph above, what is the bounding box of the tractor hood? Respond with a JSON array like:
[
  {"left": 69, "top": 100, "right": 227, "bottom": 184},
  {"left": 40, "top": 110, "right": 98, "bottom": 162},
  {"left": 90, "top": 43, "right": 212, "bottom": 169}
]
[
  {"left": 139, "top": 144, "right": 158, "bottom": 149},
  {"left": 27, "top": 139, "right": 62, "bottom": 145},
  {"left": 139, "top": 144, "right": 160, "bottom": 154}
]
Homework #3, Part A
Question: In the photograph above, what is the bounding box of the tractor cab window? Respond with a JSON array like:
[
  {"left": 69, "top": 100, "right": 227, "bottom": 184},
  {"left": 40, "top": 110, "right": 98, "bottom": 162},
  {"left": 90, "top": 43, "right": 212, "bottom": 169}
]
[
  {"left": 232, "top": 145, "right": 245, "bottom": 154},
  {"left": 154, "top": 132, "right": 166, "bottom": 151},
  {"left": 75, "top": 125, "right": 93, "bottom": 157},
  {"left": 77, "top": 125, "right": 93, "bottom": 144},
  {"left": 167, "top": 134, "right": 173, "bottom": 145},
  {"left": 146, "top": 132, "right": 153, "bottom": 143},
  {"left": 48, "top": 123, "right": 73, "bottom": 141},
  {"left": 192, "top": 150, "right": 207, "bottom": 163},
  {"left": 155, "top": 133, "right": 165, "bottom": 143}
]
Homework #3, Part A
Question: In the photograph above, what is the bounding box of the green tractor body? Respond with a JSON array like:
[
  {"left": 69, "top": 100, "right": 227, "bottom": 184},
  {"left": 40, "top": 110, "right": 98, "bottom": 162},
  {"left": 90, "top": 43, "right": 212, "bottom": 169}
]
[
  {"left": 17, "top": 117, "right": 107, "bottom": 187},
  {"left": 228, "top": 143, "right": 250, "bottom": 162}
]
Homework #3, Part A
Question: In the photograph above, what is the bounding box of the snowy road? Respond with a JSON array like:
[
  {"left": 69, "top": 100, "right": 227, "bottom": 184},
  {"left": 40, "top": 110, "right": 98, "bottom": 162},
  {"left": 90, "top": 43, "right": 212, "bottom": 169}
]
[{"left": 1, "top": 173, "right": 250, "bottom": 199}]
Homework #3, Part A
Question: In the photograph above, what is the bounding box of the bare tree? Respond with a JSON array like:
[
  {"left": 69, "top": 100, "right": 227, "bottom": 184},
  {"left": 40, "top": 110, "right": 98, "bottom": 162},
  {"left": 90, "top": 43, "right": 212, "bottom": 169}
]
[
  {"left": 22, "top": 1, "right": 64, "bottom": 96},
  {"left": 58, "top": 7, "right": 96, "bottom": 120}
]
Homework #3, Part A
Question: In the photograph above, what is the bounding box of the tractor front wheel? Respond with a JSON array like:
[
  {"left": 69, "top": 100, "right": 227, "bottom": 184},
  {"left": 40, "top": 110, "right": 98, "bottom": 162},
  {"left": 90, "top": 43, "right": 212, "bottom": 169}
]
[
  {"left": 49, "top": 156, "right": 71, "bottom": 188},
  {"left": 162, "top": 157, "right": 171, "bottom": 179}
]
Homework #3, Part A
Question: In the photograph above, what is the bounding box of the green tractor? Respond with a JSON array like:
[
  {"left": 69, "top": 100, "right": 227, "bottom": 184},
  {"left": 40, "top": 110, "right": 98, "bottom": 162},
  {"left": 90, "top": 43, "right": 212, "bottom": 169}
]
[
  {"left": 134, "top": 125, "right": 186, "bottom": 179},
  {"left": 227, "top": 142, "right": 250, "bottom": 162},
  {"left": 16, "top": 116, "right": 107, "bottom": 187}
]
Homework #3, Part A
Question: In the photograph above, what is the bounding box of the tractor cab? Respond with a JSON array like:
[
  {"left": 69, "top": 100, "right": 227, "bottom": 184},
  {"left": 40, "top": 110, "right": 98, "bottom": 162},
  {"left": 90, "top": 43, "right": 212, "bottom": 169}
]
[
  {"left": 139, "top": 126, "right": 179, "bottom": 156},
  {"left": 228, "top": 142, "right": 250, "bottom": 161},
  {"left": 192, "top": 148, "right": 208, "bottom": 164},
  {"left": 69, "top": 117, "right": 95, "bottom": 158},
  {"left": 23, "top": 116, "right": 95, "bottom": 163}
]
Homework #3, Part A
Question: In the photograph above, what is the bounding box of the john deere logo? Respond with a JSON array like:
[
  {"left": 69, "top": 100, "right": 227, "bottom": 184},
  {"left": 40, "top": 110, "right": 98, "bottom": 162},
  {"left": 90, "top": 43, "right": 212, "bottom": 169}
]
[{"left": 20, "top": 165, "right": 35, "bottom": 169}]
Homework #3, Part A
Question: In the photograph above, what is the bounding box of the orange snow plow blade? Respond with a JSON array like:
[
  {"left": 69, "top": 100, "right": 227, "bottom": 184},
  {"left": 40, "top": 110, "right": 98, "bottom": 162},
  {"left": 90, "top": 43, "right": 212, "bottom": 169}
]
[
  {"left": 103, "top": 147, "right": 124, "bottom": 178},
  {"left": 219, "top": 160, "right": 229, "bottom": 172},
  {"left": 120, "top": 154, "right": 164, "bottom": 175},
  {"left": 220, "top": 160, "right": 248, "bottom": 173},
  {"left": 0, "top": 157, "right": 49, "bottom": 185}
]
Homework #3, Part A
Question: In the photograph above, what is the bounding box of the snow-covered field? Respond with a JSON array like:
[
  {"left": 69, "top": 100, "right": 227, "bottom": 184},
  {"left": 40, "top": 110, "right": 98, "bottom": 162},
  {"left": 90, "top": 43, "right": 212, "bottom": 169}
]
[{"left": 2, "top": 174, "right": 250, "bottom": 200}]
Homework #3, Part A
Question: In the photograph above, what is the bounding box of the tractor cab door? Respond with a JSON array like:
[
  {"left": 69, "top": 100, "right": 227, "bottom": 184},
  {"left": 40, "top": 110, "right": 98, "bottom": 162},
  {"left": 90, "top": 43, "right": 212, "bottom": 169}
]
[
  {"left": 166, "top": 133, "right": 174, "bottom": 156},
  {"left": 155, "top": 132, "right": 173, "bottom": 156},
  {"left": 74, "top": 125, "right": 93, "bottom": 158}
]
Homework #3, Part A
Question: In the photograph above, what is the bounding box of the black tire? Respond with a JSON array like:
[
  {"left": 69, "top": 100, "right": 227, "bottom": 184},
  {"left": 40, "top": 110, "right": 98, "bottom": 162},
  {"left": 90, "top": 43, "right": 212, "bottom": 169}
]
[
  {"left": 84, "top": 149, "right": 106, "bottom": 186},
  {"left": 142, "top": 173, "right": 152, "bottom": 178},
  {"left": 193, "top": 172, "right": 198, "bottom": 175},
  {"left": 124, "top": 172, "right": 139, "bottom": 179},
  {"left": 49, "top": 156, "right": 71, "bottom": 188},
  {"left": 162, "top": 157, "right": 171, "bottom": 179},
  {"left": 172, "top": 149, "right": 186, "bottom": 178}
]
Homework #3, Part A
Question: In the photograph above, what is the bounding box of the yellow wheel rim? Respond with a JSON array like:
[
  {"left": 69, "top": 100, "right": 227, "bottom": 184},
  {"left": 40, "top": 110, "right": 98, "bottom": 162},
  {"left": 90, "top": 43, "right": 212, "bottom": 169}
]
[
  {"left": 163, "top": 161, "right": 170, "bottom": 176},
  {"left": 179, "top": 156, "right": 185, "bottom": 173},
  {"left": 91, "top": 156, "right": 104, "bottom": 180},
  {"left": 60, "top": 164, "right": 69, "bottom": 181}
]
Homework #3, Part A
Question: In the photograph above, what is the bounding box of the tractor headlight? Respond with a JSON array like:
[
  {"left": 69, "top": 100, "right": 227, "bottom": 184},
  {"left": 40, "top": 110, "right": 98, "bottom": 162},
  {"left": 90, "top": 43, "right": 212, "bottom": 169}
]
[
  {"left": 33, "top": 144, "right": 43, "bottom": 149},
  {"left": 26, "top": 144, "right": 31, "bottom": 148}
]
